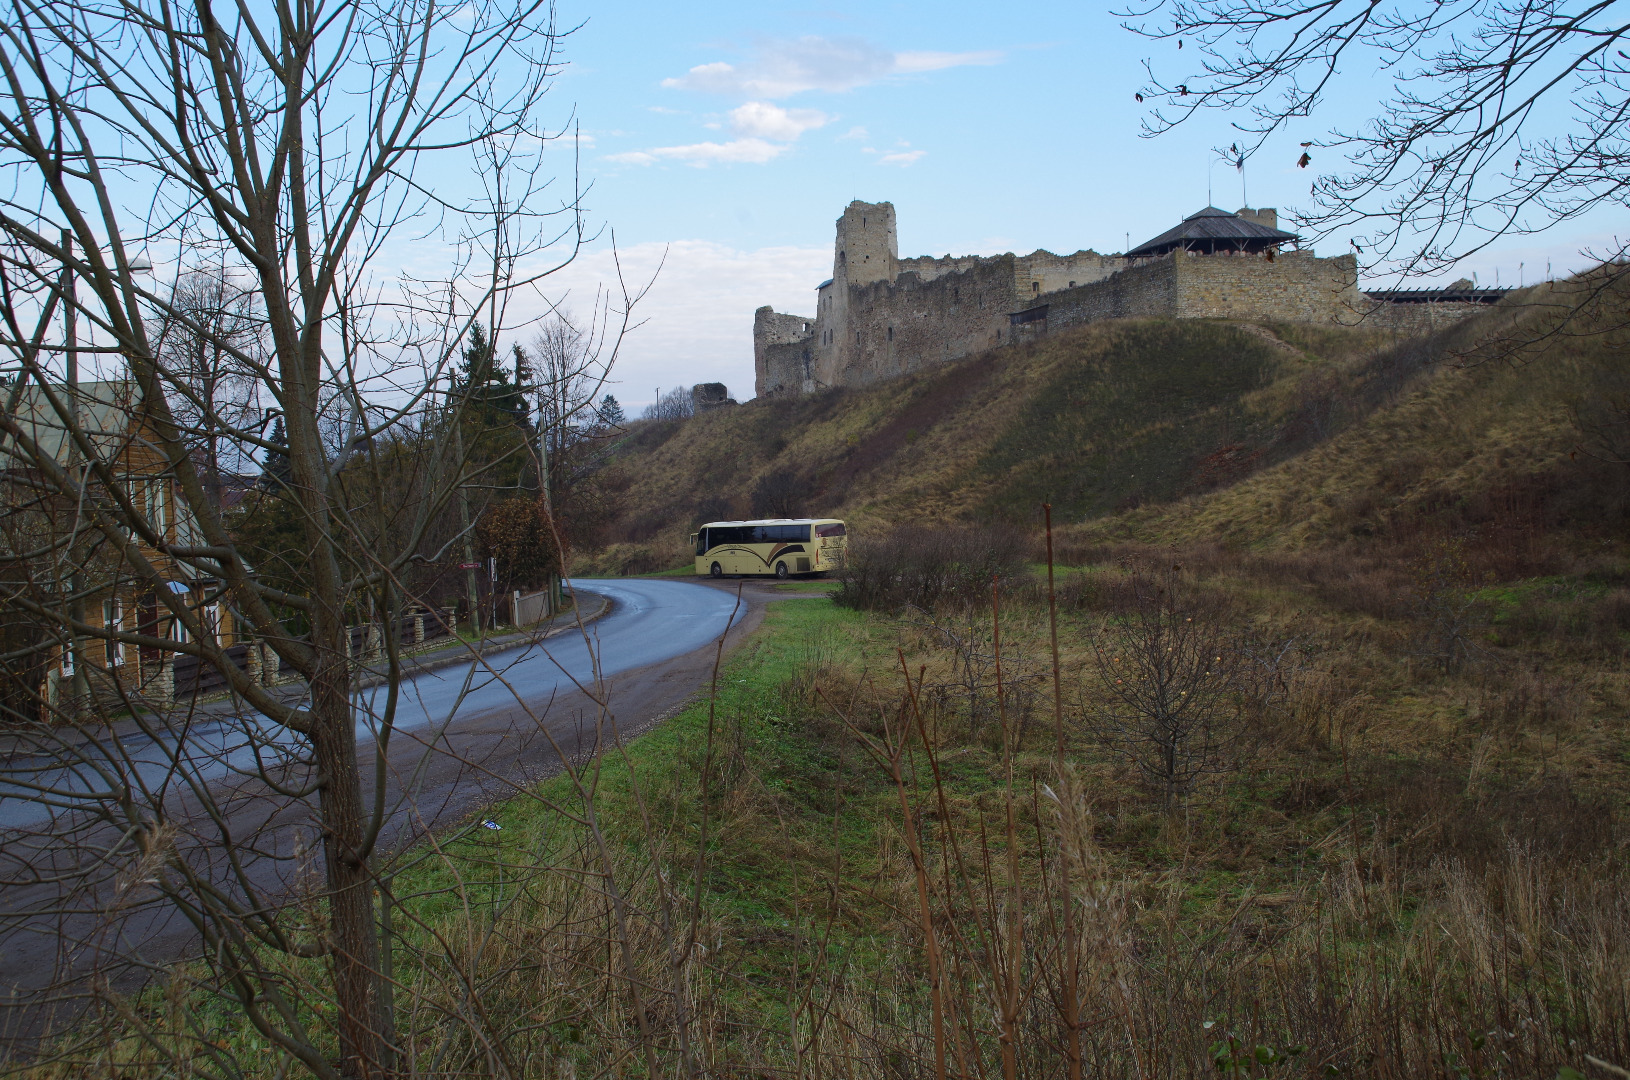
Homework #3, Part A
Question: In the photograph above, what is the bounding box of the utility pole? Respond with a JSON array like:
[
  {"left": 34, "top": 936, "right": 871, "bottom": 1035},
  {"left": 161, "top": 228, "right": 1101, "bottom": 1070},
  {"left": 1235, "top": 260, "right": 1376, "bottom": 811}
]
[{"left": 453, "top": 414, "right": 482, "bottom": 638}]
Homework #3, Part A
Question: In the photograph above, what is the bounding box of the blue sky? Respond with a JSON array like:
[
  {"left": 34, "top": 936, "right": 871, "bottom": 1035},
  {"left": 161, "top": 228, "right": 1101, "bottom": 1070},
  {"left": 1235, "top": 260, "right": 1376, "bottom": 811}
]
[{"left": 515, "top": 0, "right": 1622, "bottom": 412}]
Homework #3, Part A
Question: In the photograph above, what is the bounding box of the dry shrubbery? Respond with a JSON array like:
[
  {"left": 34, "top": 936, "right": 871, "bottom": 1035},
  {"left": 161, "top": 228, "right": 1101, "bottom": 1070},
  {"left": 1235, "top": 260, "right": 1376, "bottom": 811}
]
[
  {"left": 832, "top": 524, "right": 1031, "bottom": 614},
  {"left": 47, "top": 526, "right": 1625, "bottom": 1078},
  {"left": 747, "top": 554, "right": 1630, "bottom": 1079}
]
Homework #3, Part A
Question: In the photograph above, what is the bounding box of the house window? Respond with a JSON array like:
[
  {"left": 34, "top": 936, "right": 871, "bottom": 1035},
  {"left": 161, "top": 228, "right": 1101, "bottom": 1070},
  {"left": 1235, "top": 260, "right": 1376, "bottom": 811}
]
[
  {"left": 60, "top": 642, "right": 74, "bottom": 677},
  {"left": 203, "top": 603, "right": 221, "bottom": 642},
  {"left": 104, "top": 599, "right": 123, "bottom": 666},
  {"left": 145, "top": 479, "right": 168, "bottom": 536}
]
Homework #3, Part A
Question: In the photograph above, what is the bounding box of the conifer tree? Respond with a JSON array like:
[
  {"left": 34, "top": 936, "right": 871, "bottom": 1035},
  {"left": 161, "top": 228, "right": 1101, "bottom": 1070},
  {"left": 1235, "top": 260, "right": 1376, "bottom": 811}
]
[{"left": 258, "top": 416, "right": 292, "bottom": 491}]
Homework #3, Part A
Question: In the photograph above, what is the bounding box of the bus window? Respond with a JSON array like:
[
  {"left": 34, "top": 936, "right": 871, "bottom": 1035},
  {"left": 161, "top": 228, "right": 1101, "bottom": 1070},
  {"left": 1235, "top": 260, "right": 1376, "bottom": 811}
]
[
  {"left": 815, "top": 523, "right": 846, "bottom": 537},
  {"left": 693, "top": 531, "right": 705, "bottom": 555}
]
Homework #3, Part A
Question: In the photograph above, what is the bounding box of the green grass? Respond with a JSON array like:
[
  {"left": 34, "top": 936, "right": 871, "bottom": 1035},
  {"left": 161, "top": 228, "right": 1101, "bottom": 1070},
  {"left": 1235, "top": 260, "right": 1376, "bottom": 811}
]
[
  {"left": 772, "top": 578, "right": 838, "bottom": 592},
  {"left": 635, "top": 561, "right": 699, "bottom": 578}
]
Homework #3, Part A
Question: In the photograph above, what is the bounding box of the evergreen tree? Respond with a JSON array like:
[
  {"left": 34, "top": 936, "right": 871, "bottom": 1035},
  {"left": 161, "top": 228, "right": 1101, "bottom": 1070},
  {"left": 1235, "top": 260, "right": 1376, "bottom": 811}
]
[
  {"left": 598, "top": 394, "right": 625, "bottom": 429},
  {"left": 259, "top": 415, "right": 292, "bottom": 490},
  {"left": 454, "top": 321, "right": 527, "bottom": 424}
]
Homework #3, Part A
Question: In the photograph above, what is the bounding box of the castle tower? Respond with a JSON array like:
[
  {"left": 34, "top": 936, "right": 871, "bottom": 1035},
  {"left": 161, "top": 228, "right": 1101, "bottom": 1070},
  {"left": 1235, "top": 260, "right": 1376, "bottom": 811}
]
[{"left": 833, "top": 201, "right": 897, "bottom": 287}]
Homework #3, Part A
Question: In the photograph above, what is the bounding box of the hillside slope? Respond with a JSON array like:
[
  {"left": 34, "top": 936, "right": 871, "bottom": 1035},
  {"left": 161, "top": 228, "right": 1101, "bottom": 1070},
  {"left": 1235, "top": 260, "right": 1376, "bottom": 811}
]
[
  {"left": 587, "top": 280, "right": 1628, "bottom": 572},
  {"left": 1063, "top": 276, "right": 1630, "bottom": 555},
  {"left": 591, "top": 319, "right": 1391, "bottom": 570}
]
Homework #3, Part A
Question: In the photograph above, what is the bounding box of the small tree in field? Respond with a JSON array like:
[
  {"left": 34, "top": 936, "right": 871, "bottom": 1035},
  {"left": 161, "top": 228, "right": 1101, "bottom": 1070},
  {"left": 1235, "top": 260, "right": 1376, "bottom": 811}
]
[{"left": 1086, "top": 566, "right": 1253, "bottom": 812}]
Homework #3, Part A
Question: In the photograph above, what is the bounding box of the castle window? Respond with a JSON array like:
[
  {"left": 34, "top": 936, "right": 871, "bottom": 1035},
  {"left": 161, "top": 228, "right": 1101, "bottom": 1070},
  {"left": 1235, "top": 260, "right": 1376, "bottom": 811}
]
[
  {"left": 887, "top": 326, "right": 893, "bottom": 341},
  {"left": 1068, "top": 281, "right": 1076, "bottom": 288},
  {"left": 1032, "top": 281, "right": 1040, "bottom": 293},
  {"left": 856, "top": 331, "right": 861, "bottom": 346}
]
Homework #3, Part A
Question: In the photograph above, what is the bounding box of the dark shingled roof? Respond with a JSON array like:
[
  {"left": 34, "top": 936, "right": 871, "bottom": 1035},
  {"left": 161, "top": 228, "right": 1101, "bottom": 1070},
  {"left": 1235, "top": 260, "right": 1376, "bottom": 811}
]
[{"left": 1127, "top": 206, "right": 1299, "bottom": 257}]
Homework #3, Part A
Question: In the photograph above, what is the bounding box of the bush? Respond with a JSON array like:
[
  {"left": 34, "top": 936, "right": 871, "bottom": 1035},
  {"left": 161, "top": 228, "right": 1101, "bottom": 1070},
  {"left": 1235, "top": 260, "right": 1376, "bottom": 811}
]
[
  {"left": 749, "top": 472, "right": 816, "bottom": 518},
  {"left": 833, "top": 524, "right": 1031, "bottom": 614}
]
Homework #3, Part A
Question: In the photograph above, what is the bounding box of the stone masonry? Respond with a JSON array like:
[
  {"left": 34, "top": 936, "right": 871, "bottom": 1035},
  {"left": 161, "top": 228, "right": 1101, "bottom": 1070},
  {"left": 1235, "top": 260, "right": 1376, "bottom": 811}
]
[{"left": 754, "top": 201, "right": 1504, "bottom": 398}]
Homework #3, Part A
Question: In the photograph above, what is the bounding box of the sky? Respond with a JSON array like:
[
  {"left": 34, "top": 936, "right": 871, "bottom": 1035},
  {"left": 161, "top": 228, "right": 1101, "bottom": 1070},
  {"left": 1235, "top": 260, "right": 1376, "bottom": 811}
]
[{"left": 480, "top": 0, "right": 1622, "bottom": 414}]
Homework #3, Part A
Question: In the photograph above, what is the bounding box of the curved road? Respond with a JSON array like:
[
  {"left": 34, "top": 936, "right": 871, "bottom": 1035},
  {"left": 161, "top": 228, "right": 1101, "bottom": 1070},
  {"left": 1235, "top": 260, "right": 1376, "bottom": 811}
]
[
  {"left": 353, "top": 576, "right": 747, "bottom": 739},
  {"left": 0, "top": 576, "right": 787, "bottom": 1039},
  {"left": 0, "top": 578, "right": 746, "bottom": 831}
]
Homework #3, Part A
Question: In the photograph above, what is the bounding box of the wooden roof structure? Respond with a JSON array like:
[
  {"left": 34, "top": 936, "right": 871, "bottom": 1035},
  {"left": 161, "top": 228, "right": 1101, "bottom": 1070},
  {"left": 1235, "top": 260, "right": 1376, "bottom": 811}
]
[{"left": 1128, "top": 206, "right": 1299, "bottom": 257}]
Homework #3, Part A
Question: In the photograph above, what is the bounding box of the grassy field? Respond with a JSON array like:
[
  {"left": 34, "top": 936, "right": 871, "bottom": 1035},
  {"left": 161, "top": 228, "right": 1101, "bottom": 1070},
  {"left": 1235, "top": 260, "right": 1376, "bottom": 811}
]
[
  {"left": 44, "top": 556, "right": 1629, "bottom": 1077},
  {"left": 406, "top": 558, "right": 1630, "bottom": 1076},
  {"left": 40, "top": 276, "right": 1630, "bottom": 1078}
]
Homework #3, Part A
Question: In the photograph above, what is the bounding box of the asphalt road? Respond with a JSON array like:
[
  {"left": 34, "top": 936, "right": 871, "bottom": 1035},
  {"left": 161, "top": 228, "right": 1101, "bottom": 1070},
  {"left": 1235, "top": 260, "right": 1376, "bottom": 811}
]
[
  {"left": 0, "top": 575, "right": 794, "bottom": 1047},
  {"left": 0, "top": 578, "right": 747, "bottom": 831}
]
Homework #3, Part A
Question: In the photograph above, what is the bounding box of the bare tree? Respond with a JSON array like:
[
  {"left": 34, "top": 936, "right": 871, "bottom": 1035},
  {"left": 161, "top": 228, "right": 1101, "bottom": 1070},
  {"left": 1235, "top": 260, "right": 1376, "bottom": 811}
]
[
  {"left": 642, "top": 385, "right": 695, "bottom": 422},
  {"left": 1085, "top": 566, "right": 1253, "bottom": 812},
  {"left": 522, "top": 311, "right": 620, "bottom": 549},
  {"left": 0, "top": 0, "right": 653, "bottom": 1073},
  {"left": 150, "top": 268, "right": 266, "bottom": 508},
  {"left": 1125, "top": 0, "right": 1630, "bottom": 278}
]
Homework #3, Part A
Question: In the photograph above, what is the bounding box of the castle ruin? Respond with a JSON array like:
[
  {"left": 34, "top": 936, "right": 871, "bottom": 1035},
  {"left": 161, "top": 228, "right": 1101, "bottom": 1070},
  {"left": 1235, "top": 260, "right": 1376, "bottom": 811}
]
[{"left": 754, "top": 201, "right": 1507, "bottom": 398}]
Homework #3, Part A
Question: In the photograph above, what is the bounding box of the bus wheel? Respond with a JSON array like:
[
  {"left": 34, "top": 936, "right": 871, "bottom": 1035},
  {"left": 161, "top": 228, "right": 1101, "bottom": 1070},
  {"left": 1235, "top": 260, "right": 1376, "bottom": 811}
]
[
  {"left": 775, "top": 561, "right": 789, "bottom": 579},
  {"left": 710, "top": 562, "right": 723, "bottom": 578}
]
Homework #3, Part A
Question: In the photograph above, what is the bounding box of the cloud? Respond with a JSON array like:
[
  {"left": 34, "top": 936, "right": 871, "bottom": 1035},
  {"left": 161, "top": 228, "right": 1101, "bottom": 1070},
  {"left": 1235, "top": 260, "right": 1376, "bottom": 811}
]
[
  {"left": 662, "top": 36, "right": 1002, "bottom": 98},
  {"left": 609, "top": 102, "right": 829, "bottom": 168},
  {"left": 894, "top": 50, "right": 1003, "bottom": 73},
  {"left": 607, "top": 138, "right": 789, "bottom": 167},
  {"left": 729, "top": 101, "right": 831, "bottom": 140},
  {"left": 837, "top": 125, "right": 868, "bottom": 141},
  {"left": 877, "top": 149, "right": 925, "bottom": 166},
  {"left": 506, "top": 240, "right": 831, "bottom": 408}
]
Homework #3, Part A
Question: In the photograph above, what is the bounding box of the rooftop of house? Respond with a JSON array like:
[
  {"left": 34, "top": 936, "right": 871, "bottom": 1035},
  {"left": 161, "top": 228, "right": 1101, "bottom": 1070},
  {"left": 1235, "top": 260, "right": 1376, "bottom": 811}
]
[{"left": 0, "top": 379, "right": 142, "bottom": 465}]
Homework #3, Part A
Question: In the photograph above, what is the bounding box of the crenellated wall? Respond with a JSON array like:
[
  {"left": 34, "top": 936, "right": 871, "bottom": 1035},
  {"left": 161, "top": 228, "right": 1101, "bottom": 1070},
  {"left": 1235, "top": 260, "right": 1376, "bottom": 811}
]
[{"left": 752, "top": 201, "right": 1498, "bottom": 398}]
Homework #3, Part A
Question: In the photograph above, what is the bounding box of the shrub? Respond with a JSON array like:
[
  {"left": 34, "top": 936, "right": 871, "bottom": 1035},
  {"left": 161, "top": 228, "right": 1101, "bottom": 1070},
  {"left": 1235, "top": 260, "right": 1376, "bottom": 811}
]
[
  {"left": 833, "top": 524, "right": 1030, "bottom": 614},
  {"left": 749, "top": 471, "right": 817, "bottom": 518},
  {"left": 477, "top": 496, "right": 563, "bottom": 591},
  {"left": 1083, "top": 564, "right": 1257, "bottom": 811}
]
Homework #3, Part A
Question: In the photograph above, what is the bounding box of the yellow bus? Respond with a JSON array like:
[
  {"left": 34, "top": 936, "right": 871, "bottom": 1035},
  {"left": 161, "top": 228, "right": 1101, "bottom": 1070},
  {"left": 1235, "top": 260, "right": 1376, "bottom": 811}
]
[{"left": 692, "top": 518, "right": 847, "bottom": 579}]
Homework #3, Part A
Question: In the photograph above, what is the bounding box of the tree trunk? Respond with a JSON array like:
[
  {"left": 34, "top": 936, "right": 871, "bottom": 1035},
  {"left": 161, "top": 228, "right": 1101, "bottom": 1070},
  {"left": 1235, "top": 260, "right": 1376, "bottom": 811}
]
[{"left": 309, "top": 645, "right": 394, "bottom": 1078}]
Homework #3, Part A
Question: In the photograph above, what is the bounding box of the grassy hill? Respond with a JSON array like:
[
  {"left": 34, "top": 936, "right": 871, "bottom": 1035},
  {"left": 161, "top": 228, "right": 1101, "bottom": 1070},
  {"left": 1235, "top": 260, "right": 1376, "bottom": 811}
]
[{"left": 584, "top": 274, "right": 1629, "bottom": 573}]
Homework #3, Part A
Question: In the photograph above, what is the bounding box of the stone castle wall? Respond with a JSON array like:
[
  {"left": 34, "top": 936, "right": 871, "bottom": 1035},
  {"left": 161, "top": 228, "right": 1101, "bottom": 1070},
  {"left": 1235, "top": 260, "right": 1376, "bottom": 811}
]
[
  {"left": 1358, "top": 300, "right": 1494, "bottom": 337},
  {"left": 753, "top": 308, "right": 815, "bottom": 397},
  {"left": 753, "top": 201, "right": 1497, "bottom": 398},
  {"left": 1173, "top": 249, "right": 1364, "bottom": 322}
]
